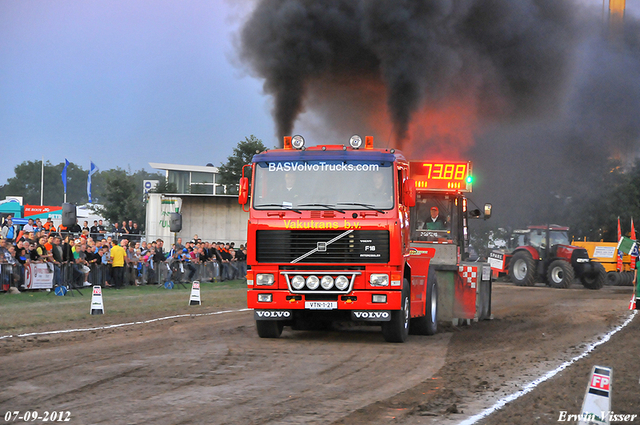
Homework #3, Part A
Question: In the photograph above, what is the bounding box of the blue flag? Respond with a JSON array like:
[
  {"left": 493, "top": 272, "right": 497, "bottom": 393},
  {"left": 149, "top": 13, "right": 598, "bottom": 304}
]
[
  {"left": 61, "top": 159, "right": 69, "bottom": 193},
  {"left": 87, "top": 161, "right": 98, "bottom": 203}
]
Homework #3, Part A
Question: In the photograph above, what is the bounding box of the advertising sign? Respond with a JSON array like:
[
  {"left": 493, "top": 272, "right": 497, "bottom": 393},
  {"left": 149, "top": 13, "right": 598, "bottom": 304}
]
[{"left": 23, "top": 263, "right": 54, "bottom": 289}]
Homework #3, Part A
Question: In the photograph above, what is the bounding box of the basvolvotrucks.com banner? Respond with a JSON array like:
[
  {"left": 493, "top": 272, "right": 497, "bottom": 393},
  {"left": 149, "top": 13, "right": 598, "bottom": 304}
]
[{"left": 267, "top": 161, "right": 380, "bottom": 172}]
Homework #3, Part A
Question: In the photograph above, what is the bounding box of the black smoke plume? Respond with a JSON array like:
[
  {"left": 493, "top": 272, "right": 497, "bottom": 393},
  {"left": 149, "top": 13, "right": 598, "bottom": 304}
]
[
  {"left": 240, "top": 0, "right": 578, "bottom": 147},
  {"left": 239, "top": 0, "right": 640, "bottom": 228}
]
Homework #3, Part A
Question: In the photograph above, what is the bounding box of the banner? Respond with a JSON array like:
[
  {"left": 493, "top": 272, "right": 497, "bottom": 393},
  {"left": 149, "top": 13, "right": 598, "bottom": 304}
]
[
  {"left": 23, "top": 263, "right": 54, "bottom": 289},
  {"left": 24, "top": 205, "right": 63, "bottom": 221},
  {"left": 145, "top": 193, "right": 182, "bottom": 244},
  {"left": 631, "top": 218, "right": 636, "bottom": 270},
  {"left": 87, "top": 161, "right": 98, "bottom": 203},
  {"left": 616, "top": 236, "right": 637, "bottom": 256},
  {"left": 61, "top": 159, "right": 69, "bottom": 194},
  {"left": 617, "top": 217, "right": 623, "bottom": 272}
]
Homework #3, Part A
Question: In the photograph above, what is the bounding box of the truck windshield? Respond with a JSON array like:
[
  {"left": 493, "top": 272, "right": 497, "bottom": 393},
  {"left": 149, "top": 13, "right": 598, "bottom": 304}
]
[{"left": 252, "top": 160, "right": 394, "bottom": 210}]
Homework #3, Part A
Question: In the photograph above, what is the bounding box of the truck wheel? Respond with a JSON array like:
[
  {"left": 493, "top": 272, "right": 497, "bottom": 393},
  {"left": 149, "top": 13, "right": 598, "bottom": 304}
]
[
  {"left": 606, "top": 272, "right": 621, "bottom": 286},
  {"left": 508, "top": 251, "right": 536, "bottom": 286},
  {"left": 256, "top": 320, "right": 284, "bottom": 338},
  {"left": 410, "top": 273, "right": 438, "bottom": 336},
  {"left": 546, "top": 260, "right": 574, "bottom": 289},
  {"left": 581, "top": 263, "right": 605, "bottom": 290},
  {"left": 382, "top": 280, "right": 410, "bottom": 343},
  {"left": 622, "top": 271, "right": 635, "bottom": 286}
]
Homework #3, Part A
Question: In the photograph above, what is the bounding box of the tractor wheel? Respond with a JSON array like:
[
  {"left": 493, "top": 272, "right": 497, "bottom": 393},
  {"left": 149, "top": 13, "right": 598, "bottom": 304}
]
[
  {"left": 508, "top": 251, "right": 536, "bottom": 286},
  {"left": 606, "top": 272, "right": 621, "bottom": 286},
  {"left": 622, "top": 271, "right": 635, "bottom": 286},
  {"left": 382, "top": 280, "right": 410, "bottom": 343},
  {"left": 619, "top": 272, "right": 629, "bottom": 286},
  {"left": 256, "top": 320, "right": 284, "bottom": 338},
  {"left": 581, "top": 263, "right": 606, "bottom": 290},
  {"left": 546, "top": 260, "right": 575, "bottom": 289},
  {"left": 410, "top": 273, "right": 438, "bottom": 336}
]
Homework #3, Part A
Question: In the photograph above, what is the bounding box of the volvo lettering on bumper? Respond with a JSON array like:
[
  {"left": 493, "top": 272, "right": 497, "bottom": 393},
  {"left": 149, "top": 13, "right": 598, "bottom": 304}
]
[
  {"left": 254, "top": 310, "right": 292, "bottom": 320},
  {"left": 351, "top": 311, "right": 391, "bottom": 321}
]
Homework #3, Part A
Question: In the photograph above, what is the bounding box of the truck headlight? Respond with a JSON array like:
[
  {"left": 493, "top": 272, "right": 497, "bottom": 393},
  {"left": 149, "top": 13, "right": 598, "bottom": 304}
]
[
  {"left": 256, "top": 273, "right": 275, "bottom": 286},
  {"left": 335, "top": 275, "right": 349, "bottom": 290},
  {"left": 291, "top": 275, "right": 305, "bottom": 290},
  {"left": 369, "top": 274, "right": 389, "bottom": 287},
  {"left": 306, "top": 275, "right": 320, "bottom": 290},
  {"left": 321, "top": 275, "right": 334, "bottom": 290}
]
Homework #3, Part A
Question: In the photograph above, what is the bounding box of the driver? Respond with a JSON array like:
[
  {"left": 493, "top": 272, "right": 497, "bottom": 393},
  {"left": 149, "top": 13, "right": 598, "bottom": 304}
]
[
  {"left": 423, "top": 206, "right": 447, "bottom": 230},
  {"left": 283, "top": 172, "right": 299, "bottom": 201}
]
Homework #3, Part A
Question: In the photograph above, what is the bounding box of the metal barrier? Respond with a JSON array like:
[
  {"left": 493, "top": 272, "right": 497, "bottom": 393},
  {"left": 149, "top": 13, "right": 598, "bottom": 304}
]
[
  {"left": 138, "top": 261, "right": 222, "bottom": 284},
  {"left": 1, "top": 258, "right": 238, "bottom": 292},
  {"left": 1, "top": 263, "right": 20, "bottom": 291}
]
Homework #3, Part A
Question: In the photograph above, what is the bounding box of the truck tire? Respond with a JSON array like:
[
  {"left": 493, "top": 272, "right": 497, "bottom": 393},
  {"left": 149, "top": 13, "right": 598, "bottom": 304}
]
[
  {"left": 546, "top": 260, "right": 574, "bottom": 288},
  {"left": 508, "top": 251, "right": 536, "bottom": 286},
  {"left": 382, "top": 280, "right": 410, "bottom": 343},
  {"left": 256, "top": 320, "right": 284, "bottom": 338},
  {"left": 410, "top": 273, "right": 438, "bottom": 336},
  {"left": 581, "top": 263, "right": 606, "bottom": 290},
  {"left": 622, "top": 271, "right": 635, "bottom": 286},
  {"left": 606, "top": 272, "right": 621, "bottom": 286}
]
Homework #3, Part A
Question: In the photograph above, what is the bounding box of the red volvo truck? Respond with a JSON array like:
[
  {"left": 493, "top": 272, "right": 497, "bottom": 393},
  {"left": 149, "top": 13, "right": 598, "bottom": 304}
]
[{"left": 239, "top": 135, "right": 492, "bottom": 342}]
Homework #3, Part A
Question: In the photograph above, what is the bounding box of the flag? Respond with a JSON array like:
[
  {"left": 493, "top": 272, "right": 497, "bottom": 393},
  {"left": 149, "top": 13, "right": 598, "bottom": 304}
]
[
  {"left": 61, "top": 159, "right": 69, "bottom": 194},
  {"left": 631, "top": 218, "right": 637, "bottom": 270},
  {"left": 616, "top": 236, "right": 637, "bottom": 255},
  {"left": 617, "top": 217, "right": 623, "bottom": 272},
  {"left": 87, "top": 161, "right": 98, "bottom": 203},
  {"left": 630, "top": 296, "right": 636, "bottom": 311}
]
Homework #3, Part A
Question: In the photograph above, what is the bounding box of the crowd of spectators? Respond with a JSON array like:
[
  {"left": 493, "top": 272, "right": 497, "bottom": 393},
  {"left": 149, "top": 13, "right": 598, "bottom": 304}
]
[{"left": 0, "top": 214, "right": 247, "bottom": 293}]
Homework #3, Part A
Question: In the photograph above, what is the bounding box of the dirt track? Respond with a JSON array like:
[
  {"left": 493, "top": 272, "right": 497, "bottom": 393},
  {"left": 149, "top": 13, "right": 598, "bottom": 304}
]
[{"left": 1, "top": 282, "right": 637, "bottom": 425}]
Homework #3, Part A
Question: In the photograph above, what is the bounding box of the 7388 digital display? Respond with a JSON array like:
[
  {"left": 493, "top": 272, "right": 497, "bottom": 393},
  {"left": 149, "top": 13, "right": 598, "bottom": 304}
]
[{"left": 409, "top": 161, "right": 472, "bottom": 192}]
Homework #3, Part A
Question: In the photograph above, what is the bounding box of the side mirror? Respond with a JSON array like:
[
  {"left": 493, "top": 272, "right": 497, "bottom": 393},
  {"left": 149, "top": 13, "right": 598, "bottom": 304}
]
[
  {"left": 403, "top": 179, "right": 416, "bottom": 207},
  {"left": 484, "top": 203, "right": 492, "bottom": 219},
  {"left": 238, "top": 177, "right": 249, "bottom": 205}
]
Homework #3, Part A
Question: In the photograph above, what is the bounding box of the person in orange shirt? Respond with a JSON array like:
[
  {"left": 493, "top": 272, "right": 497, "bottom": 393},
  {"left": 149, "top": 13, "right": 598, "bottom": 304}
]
[
  {"left": 44, "top": 235, "right": 54, "bottom": 252},
  {"left": 43, "top": 217, "right": 56, "bottom": 234}
]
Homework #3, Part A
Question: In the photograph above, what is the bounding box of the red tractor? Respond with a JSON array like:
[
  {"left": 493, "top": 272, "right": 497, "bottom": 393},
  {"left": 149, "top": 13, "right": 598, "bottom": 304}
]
[{"left": 489, "top": 225, "right": 606, "bottom": 289}]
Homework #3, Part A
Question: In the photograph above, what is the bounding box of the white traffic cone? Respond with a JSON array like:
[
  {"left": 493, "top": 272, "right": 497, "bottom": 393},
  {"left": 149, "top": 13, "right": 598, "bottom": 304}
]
[
  {"left": 578, "top": 366, "right": 612, "bottom": 425},
  {"left": 189, "top": 281, "right": 201, "bottom": 306},
  {"left": 90, "top": 285, "right": 105, "bottom": 315}
]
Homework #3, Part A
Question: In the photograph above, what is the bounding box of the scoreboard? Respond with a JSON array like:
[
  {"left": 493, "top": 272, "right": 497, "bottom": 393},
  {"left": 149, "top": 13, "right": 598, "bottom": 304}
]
[{"left": 408, "top": 161, "right": 472, "bottom": 192}]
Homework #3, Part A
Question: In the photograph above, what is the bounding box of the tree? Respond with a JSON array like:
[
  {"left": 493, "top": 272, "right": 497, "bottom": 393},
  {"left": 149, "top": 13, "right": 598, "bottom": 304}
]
[
  {"left": 91, "top": 168, "right": 147, "bottom": 229},
  {"left": 0, "top": 160, "right": 88, "bottom": 205},
  {"left": 218, "top": 135, "right": 267, "bottom": 192}
]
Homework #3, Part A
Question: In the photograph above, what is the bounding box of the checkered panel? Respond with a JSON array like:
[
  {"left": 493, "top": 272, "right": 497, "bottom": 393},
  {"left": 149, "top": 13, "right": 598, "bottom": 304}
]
[{"left": 458, "top": 265, "right": 477, "bottom": 289}]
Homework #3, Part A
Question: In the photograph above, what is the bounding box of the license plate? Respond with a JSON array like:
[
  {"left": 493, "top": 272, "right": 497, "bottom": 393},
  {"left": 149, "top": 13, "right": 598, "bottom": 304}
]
[{"left": 305, "top": 301, "right": 337, "bottom": 310}]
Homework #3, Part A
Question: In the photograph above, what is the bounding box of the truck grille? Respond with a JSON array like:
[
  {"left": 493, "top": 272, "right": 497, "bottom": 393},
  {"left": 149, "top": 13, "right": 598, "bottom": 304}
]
[{"left": 256, "top": 230, "right": 389, "bottom": 264}]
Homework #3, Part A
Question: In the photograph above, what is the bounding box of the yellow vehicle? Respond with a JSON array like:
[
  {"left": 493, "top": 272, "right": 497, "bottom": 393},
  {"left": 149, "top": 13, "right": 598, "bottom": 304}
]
[{"left": 571, "top": 240, "right": 634, "bottom": 286}]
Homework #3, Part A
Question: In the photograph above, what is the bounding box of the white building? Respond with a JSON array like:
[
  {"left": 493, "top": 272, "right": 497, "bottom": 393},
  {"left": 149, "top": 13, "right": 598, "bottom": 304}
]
[{"left": 147, "top": 162, "right": 248, "bottom": 245}]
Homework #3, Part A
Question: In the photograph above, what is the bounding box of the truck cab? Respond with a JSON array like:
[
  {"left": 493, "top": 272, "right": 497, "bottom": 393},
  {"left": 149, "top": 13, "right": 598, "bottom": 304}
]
[
  {"left": 407, "top": 161, "right": 493, "bottom": 323},
  {"left": 240, "top": 135, "right": 493, "bottom": 342}
]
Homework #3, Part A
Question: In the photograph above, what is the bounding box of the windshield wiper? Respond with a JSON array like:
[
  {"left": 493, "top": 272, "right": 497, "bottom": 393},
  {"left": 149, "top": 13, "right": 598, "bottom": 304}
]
[
  {"left": 253, "top": 203, "right": 302, "bottom": 214},
  {"left": 298, "top": 203, "right": 345, "bottom": 213},
  {"left": 337, "top": 202, "right": 385, "bottom": 214}
]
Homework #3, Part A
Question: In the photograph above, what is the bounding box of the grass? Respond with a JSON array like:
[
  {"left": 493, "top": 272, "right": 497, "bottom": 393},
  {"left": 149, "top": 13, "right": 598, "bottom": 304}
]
[{"left": 0, "top": 280, "right": 248, "bottom": 335}]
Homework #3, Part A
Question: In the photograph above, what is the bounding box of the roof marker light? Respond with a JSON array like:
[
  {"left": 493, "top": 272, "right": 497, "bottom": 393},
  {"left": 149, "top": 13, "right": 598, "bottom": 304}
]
[
  {"left": 291, "top": 135, "right": 305, "bottom": 149},
  {"left": 349, "top": 135, "right": 363, "bottom": 149}
]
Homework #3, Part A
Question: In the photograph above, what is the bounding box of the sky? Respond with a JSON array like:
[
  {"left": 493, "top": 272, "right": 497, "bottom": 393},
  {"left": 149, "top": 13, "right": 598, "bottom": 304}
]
[{"left": 0, "top": 0, "right": 275, "bottom": 185}]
